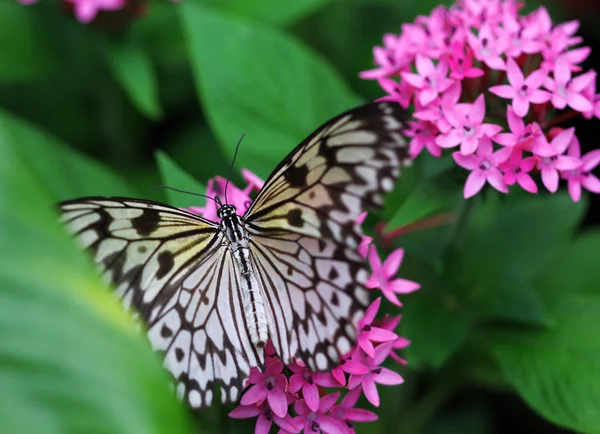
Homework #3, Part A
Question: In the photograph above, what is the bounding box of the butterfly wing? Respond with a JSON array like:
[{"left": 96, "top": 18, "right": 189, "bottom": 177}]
[
  {"left": 243, "top": 102, "right": 410, "bottom": 369},
  {"left": 59, "top": 197, "right": 263, "bottom": 407}
]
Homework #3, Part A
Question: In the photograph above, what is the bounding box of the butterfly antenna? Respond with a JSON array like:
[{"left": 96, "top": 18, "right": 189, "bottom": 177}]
[
  {"left": 224, "top": 133, "right": 246, "bottom": 205},
  {"left": 149, "top": 185, "right": 220, "bottom": 205}
]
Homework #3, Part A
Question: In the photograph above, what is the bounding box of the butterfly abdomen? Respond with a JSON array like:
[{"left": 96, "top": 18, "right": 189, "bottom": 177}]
[{"left": 220, "top": 210, "right": 269, "bottom": 348}]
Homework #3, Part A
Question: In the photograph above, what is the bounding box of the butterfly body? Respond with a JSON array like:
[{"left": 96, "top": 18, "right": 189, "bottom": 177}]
[
  {"left": 59, "top": 102, "right": 410, "bottom": 408},
  {"left": 217, "top": 204, "right": 269, "bottom": 347}
]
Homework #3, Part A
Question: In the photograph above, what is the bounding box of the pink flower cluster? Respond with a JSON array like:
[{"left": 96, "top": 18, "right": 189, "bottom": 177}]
[
  {"left": 190, "top": 171, "right": 420, "bottom": 434},
  {"left": 362, "top": 0, "right": 600, "bottom": 201},
  {"left": 18, "top": 0, "right": 125, "bottom": 23}
]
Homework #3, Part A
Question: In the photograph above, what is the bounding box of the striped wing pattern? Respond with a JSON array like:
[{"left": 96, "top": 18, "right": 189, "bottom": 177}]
[
  {"left": 58, "top": 101, "right": 409, "bottom": 410},
  {"left": 60, "top": 198, "right": 261, "bottom": 407},
  {"left": 244, "top": 102, "right": 409, "bottom": 370}
]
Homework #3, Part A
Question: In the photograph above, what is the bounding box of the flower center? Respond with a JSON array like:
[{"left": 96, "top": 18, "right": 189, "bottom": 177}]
[
  {"left": 512, "top": 166, "right": 522, "bottom": 174},
  {"left": 478, "top": 160, "right": 491, "bottom": 171},
  {"left": 518, "top": 84, "right": 528, "bottom": 97},
  {"left": 424, "top": 76, "right": 437, "bottom": 89},
  {"left": 362, "top": 324, "right": 372, "bottom": 332},
  {"left": 463, "top": 125, "right": 475, "bottom": 137},
  {"left": 372, "top": 367, "right": 382, "bottom": 375},
  {"left": 264, "top": 409, "right": 273, "bottom": 421},
  {"left": 265, "top": 376, "right": 275, "bottom": 391},
  {"left": 302, "top": 371, "right": 314, "bottom": 385}
]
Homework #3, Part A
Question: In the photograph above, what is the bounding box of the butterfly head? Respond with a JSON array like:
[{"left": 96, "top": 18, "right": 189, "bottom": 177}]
[{"left": 217, "top": 204, "right": 237, "bottom": 220}]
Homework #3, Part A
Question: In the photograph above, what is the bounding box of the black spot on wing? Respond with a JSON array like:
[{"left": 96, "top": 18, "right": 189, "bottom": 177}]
[
  {"left": 132, "top": 209, "right": 161, "bottom": 236},
  {"left": 283, "top": 164, "right": 309, "bottom": 188},
  {"left": 156, "top": 251, "right": 175, "bottom": 279},
  {"left": 287, "top": 209, "right": 304, "bottom": 228}
]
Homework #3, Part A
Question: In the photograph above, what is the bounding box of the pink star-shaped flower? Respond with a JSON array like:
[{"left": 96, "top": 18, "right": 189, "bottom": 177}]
[
  {"left": 401, "top": 55, "right": 454, "bottom": 106},
  {"left": 356, "top": 298, "right": 398, "bottom": 358},
  {"left": 436, "top": 94, "right": 502, "bottom": 155},
  {"left": 533, "top": 128, "right": 582, "bottom": 193},
  {"left": 242, "top": 169, "right": 265, "bottom": 194},
  {"left": 453, "top": 136, "right": 509, "bottom": 198},
  {"left": 493, "top": 106, "right": 544, "bottom": 152},
  {"left": 489, "top": 58, "right": 551, "bottom": 117},
  {"left": 405, "top": 120, "right": 443, "bottom": 159},
  {"left": 414, "top": 81, "right": 462, "bottom": 133},
  {"left": 377, "top": 76, "right": 413, "bottom": 109},
  {"left": 498, "top": 147, "right": 538, "bottom": 194},
  {"left": 331, "top": 357, "right": 370, "bottom": 387},
  {"left": 356, "top": 212, "right": 373, "bottom": 260},
  {"left": 293, "top": 392, "right": 347, "bottom": 434},
  {"left": 374, "top": 314, "right": 410, "bottom": 365},
  {"left": 329, "top": 387, "right": 378, "bottom": 430},
  {"left": 229, "top": 399, "right": 299, "bottom": 434},
  {"left": 65, "top": 0, "right": 125, "bottom": 23},
  {"left": 366, "top": 248, "right": 420, "bottom": 307},
  {"left": 446, "top": 41, "right": 484, "bottom": 80},
  {"left": 188, "top": 175, "right": 252, "bottom": 221},
  {"left": 543, "top": 56, "right": 595, "bottom": 112},
  {"left": 360, "top": 34, "right": 404, "bottom": 79},
  {"left": 347, "top": 343, "right": 404, "bottom": 407},
  {"left": 561, "top": 135, "right": 600, "bottom": 202},
  {"left": 240, "top": 361, "right": 289, "bottom": 418},
  {"left": 288, "top": 362, "right": 338, "bottom": 412},
  {"left": 466, "top": 24, "right": 507, "bottom": 70}
]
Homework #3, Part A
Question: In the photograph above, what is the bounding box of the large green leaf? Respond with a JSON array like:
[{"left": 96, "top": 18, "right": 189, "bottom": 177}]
[
  {"left": 156, "top": 150, "right": 207, "bottom": 208},
  {"left": 199, "top": 0, "right": 329, "bottom": 25},
  {"left": 180, "top": 3, "right": 361, "bottom": 177},
  {"left": 400, "top": 289, "right": 472, "bottom": 368},
  {"left": 489, "top": 295, "right": 600, "bottom": 433},
  {"left": 0, "top": 124, "right": 191, "bottom": 433},
  {"left": 0, "top": 4, "right": 57, "bottom": 80},
  {"left": 106, "top": 37, "right": 162, "bottom": 120},
  {"left": 0, "top": 110, "right": 138, "bottom": 201}
]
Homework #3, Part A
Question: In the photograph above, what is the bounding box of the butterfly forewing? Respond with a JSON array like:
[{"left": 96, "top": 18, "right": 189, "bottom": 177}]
[
  {"left": 244, "top": 102, "right": 410, "bottom": 249},
  {"left": 58, "top": 101, "right": 410, "bottom": 411},
  {"left": 59, "top": 197, "right": 261, "bottom": 407}
]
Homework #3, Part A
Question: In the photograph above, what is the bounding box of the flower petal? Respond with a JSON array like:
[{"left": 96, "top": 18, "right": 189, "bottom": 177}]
[
  {"left": 374, "top": 367, "right": 405, "bottom": 385},
  {"left": 267, "top": 387, "right": 288, "bottom": 418},
  {"left": 362, "top": 377, "right": 380, "bottom": 407},
  {"left": 302, "top": 383, "right": 320, "bottom": 412},
  {"left": 464, "top": 170, "right": 487, "bottom": 198},
  {"left": 255, "top": 412, "right": 273, "bottom": 434},
  {"left": 382, "top": 248, "right": 404, "bottom": 275},
  {"left": 241, "top": 384, "right": 268, "bottom": 406}
]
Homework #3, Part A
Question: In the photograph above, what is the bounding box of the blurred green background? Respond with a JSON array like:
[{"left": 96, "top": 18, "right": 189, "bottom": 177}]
[{"left": 2, "top": 0, "right": 600, "bottom": 433}]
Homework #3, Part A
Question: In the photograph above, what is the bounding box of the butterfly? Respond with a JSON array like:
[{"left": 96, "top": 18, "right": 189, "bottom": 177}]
[{"left": 59, "top": 102, "right": 410, "bottom": 409}]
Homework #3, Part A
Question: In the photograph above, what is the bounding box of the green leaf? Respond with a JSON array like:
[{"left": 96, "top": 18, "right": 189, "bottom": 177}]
[
  {"left": 200, "top": 0, "right": 330, "bottom": 25},
  {"left": 535, "top": 229, "right": 600, "bottom": 299},
  {"left": 0, "top": 110, "right": 138, "bottom": 201},
  {"left": 0, "top": 4, "right": 57, "bottom": 80},
  {"left": 106, "top": 38, "right": 162, "bottom": 119},
  {"left": 0, "top": 125, "right": 191, "bottom": 433},
  {"left": 400, "top": 289, "right": 472, "bottom": 368},
  {"left": 156, "top": 151, "right": 207, "bottom": 208},
  {"left": 180, "top": 3, "right": 361, "bottom": 177},
  {"left": 386, "top": 177, "right": 462, "bottom": 231},
  {"left": 459, "top": 192, "right": 585, "bottom": 284},
  {"left": 489, "top": 295, "right": 600, "bottom": 433}
]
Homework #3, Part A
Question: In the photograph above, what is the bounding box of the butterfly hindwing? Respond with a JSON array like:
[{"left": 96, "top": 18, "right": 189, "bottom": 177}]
[{"left": 59, "top": 197, "right": 262, "bottom": 407}]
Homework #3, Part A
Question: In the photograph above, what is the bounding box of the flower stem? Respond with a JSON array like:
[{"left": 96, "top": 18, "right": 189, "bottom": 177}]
[{"left": 542, "top": 109, "right": 582, "bottom": 129}]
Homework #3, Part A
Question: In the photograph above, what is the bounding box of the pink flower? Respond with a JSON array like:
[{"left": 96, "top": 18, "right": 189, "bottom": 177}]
[
  {"left": 466, "top": 24, "right": 507, "bottom": 70},
  {"left": 533, "top": 128, "right": 582, "bottom": 193},
  {"left": 289, "top": 362, "right": 338, "bottom": 412},
  {"left": 446, "top": 42, "right": 484, "bottom": 80},
  {"left": 562, "top": 136, "right": 600, "bottom": 202},
  {"left": 360, "top": 34, "right": 403, "bottom": 79},
  {"left": 366, "top": 248, "right": 420, "bottom": 307},
  {"left": 229, "top": 400, "right": 300, "bottom": 434},
  {"left": 331, "top": 357, "right": 370, "bottom": 387},
  {"left": 189, "top": 176, "right": 252, "bottom": 221},
  {"left": 240, "top": 362, "right": 289, "bottom": 418},
  {"left": 437, "top": 94, "right": 502, "bottom": 155},
  {"left": 293, "top": 392, "right": 347, "bottom": 434},
  {"left": 375, "top": 314, "right": 410, "bottom": 365},
  {"left": 543, "top": 56, "right": 595, "bottom": 112},
  {"left": 453, "top": 136, "right": 509, "bottom": 198},
  {"left": 329, "top": 388, "right": 378, "bottom": 432},
  {"left": 347, "top": 343, "right": 404, "bottom": 407},
  {"left": 498, "top": 148, "right": 538, "bottom": 194},
  {"left": 377, "top": 76, "right": 413, "bottom": 109},
  {"left": 356, "top": 298, "right": 398, "bottom": 358},
  {"left": 65, "top": 0, "right": 125, "bottom": 23},
  {"left": 405, "top": 120, "right": 443, "bottom": 158},
  {"left": 492, "top": 106, "right": 544, "bottom": 151},
  {"left": 489, "top": 58, "right": 551, "bottom": 117},
  {"left": 242, "top": 169, "right": 265, "bottom": 193},
  {"left": 401, "top": 55, "right": 454, "bottom": 106},
  {"left": 413, "top": 81, "right": 462, "bottom": 133}
]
